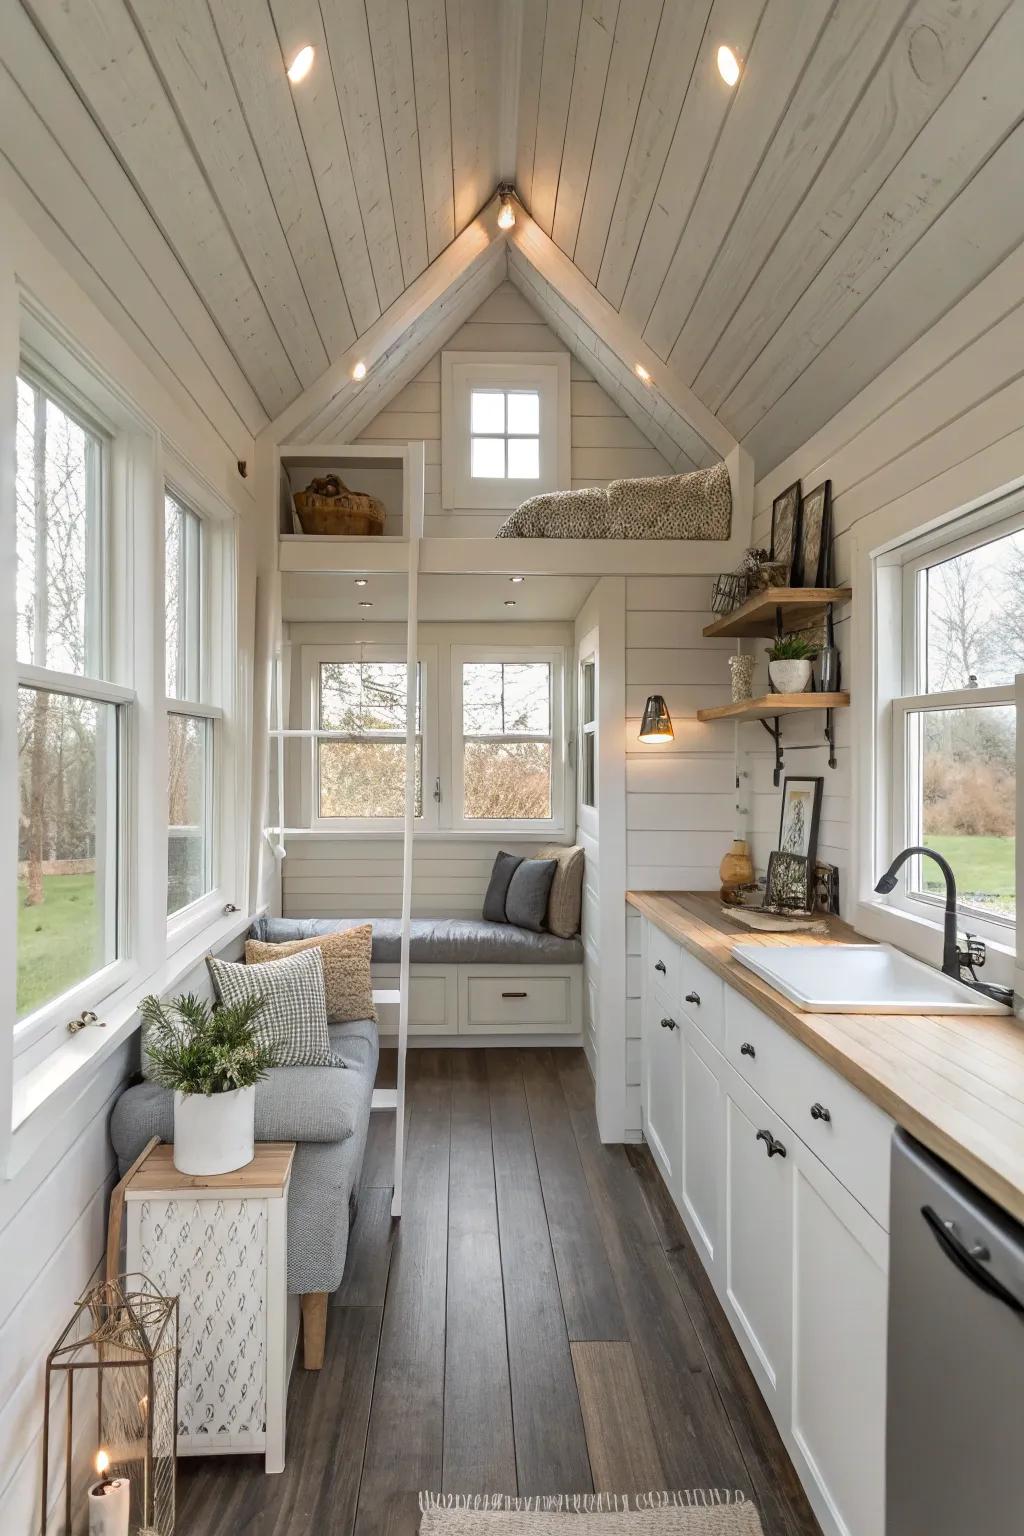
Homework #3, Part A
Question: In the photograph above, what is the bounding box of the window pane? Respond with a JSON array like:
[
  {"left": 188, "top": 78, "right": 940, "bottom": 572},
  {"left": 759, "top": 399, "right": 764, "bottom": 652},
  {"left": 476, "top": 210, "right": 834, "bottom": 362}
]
[
  {"left": 17, "top": 686, "right": 117, "bottom": 1018},
  {"left": 168, "top": 713, "right": 212, "bottom": 915},
  {"left": 471, "top": 390, "right": 505, "bottom": 433},
  {"left": 908, "top": 704, "right": 1015, "bottom": 920},
  {"left": 318, "top": 740, "right": 422, "bottom": 818},
  {"left": 507, "top": 437, "right": 540, "bottom": 479},
  {"left": 581, "top": 733, "right": 595, "bottom": 809},
  {"left": 16, "top": 376, "right": 102, "bottom": 676},
  {"left": 507, "top": 390, "right": 539, "bottom": 434},
  {"left": 581, "top": 659, "right": 595, "bottom": 724},
  {"left": 463, "top": 662, "right": 550, "bottom": 735},
  {"left": 165, "top": 495, "right": 202, "bottom": 700},
  {"left": 463, "top": 740, "right": 552, "bottom": 819},
  {"left": 923, "top": 525, "right": 1024, "bottom": 689},
  {"left": 471, "top": 436, "right": 506, "bottom": 479},
  {"left": 319, "top": 661, "right": 417, "bottom": 731}
]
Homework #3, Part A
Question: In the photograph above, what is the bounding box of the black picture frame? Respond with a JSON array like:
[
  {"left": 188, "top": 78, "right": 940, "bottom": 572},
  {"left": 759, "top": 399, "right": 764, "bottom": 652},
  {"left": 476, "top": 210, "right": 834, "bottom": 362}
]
[
  {"left": 777, "top": 775, "right": 823, "bottom": 866},
  {"left": 794, "top": 479, "right": 832, "bottom": 587},
  {"left": 770, "top": 481, "right": 802, "bottom": 585},
  {"left": 764, "top": 850, "right": 812, "bottom": 912}
]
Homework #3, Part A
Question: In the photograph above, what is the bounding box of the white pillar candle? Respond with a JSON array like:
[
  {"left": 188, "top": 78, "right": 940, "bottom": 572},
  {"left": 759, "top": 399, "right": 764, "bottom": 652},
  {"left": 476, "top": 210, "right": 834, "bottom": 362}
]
[{"left": 88, "top": 1452, "right": 129, "bottom": 1536}]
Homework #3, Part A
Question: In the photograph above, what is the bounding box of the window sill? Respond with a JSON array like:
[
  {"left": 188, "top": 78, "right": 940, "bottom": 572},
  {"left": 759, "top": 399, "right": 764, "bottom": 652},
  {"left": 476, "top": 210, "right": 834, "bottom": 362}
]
[
  {"left": 7, "top": 907, "right": 259, "bottom": 1177},
  {"left": 855, "top": 898, "right": 1015, "bottom": 990}
]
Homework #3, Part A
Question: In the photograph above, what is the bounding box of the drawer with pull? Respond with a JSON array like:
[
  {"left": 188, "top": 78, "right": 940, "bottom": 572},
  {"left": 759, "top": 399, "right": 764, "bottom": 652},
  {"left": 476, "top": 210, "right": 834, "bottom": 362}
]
[
  {"left": 647, "top": 923, "right": 681, "bottom": 1000},
  {"left": 678, "top": 948, "right": 725, "bottom": 1050},
  {"left": 461, "top": 972, "right": 577, "bottom": 1033},
  {"left": 725, "top": 990, "right": 892, "bottom": 1226}
]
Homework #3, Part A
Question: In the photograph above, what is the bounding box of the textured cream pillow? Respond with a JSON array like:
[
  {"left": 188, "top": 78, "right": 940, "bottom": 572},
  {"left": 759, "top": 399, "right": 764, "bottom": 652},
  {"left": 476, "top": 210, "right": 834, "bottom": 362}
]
[
  {"left": 535, "top": 845, "right": 585, "bottom": 939},
  {"left": 245, "top": 925, "right": 376, "bottom": 1024}
]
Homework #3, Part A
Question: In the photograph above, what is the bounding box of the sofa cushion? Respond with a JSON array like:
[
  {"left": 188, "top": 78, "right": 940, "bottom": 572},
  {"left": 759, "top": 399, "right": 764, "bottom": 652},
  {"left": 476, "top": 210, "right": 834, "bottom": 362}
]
[
  {"left": 246, "top": 924, "right": 376, "bottom": 1025},
  {"left": 535, "top": 844, "right": 585, "bottom": 938},
  {"left": 482, "top": 851, "right": 523, "bottom": 923},
  {"left": 505, "top": 857, "right": 557, "bottom": 932},
  {"left": 207, "top": 947, "right": 341, "bottom": 1067},
  {"left": 250, "top": 916, "right": 584, "bottom": 965}
]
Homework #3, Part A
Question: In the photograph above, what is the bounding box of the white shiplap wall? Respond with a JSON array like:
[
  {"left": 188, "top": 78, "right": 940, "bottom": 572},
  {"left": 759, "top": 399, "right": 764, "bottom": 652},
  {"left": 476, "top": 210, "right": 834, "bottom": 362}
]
[{"left": 357, "top": 280, "right": 673, "bottom": 537}]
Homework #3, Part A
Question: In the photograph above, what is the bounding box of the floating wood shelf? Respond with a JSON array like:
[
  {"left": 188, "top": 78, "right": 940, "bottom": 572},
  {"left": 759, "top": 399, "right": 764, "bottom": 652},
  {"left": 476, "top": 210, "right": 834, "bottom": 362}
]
[
  {"left": 703, "top": 586, "right": 852, "bottom": 639},
  {"left": 697, "top": 691, "right": 849, "bottom": 723}
]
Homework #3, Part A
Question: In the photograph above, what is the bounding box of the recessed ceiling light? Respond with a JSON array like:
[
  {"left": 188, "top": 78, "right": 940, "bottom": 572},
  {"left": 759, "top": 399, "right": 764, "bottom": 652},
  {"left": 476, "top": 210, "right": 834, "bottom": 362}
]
[
  {"left": 352, "top": 359, "right": 367, "bottom": 381},
  {"left": 635, "top": 363, "right": 652, "bottom": 383},
  {"left": 354, "top": 578, "right": 368, "bottom": 587},
  {"left": 359, "top": 601, "right": 373, "bottom": 608},
  {"left": 510, "top": 575, "right": 525, "bottom": 584},
  {"left": 717, "top": 44, "right": 741, "bottom": 86},
  {"left": 287, "top": 45, "right": 315, "bottom": 84},
  {"left": 504, "top": 599, "right": 517, "bottom": 607}
]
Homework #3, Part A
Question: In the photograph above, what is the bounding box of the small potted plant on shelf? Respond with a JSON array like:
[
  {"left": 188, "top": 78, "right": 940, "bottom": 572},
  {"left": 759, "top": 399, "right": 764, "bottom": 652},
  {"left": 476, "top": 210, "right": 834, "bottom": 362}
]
[
  {"left": 766, "top": 633, "right": 818, "bottom": 694},
  {"left": 140, "top": 992, "right": 277, "bottom": 1175}
]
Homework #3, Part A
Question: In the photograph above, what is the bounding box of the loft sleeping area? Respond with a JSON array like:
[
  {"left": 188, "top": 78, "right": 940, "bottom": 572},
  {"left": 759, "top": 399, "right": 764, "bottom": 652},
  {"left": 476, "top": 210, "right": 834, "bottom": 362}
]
[{"left": 1, "top": 6, "right": 1023, "bottom": 1536}]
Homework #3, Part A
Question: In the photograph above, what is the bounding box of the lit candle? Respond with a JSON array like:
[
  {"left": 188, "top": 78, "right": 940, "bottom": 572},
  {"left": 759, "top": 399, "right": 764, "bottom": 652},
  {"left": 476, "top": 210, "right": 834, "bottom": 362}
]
[{"left": 88, "top": 1450, "right": 129, "bottom": 1536}]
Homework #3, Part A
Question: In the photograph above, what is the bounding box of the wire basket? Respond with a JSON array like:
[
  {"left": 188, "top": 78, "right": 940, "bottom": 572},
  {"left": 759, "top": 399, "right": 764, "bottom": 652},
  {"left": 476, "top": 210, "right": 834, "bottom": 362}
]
[{"left": 711, "top": 572, "right": 747, "bottom": 614}]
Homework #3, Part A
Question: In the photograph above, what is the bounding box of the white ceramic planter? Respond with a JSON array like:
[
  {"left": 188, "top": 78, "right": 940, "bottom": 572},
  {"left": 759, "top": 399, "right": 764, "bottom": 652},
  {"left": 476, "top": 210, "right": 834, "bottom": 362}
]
[
  {"left": 173, "top": 1085, "right": 256, "bottom": 1175},
  {"left": 768, "top": 657, "right": 813, "bottom": 694}
]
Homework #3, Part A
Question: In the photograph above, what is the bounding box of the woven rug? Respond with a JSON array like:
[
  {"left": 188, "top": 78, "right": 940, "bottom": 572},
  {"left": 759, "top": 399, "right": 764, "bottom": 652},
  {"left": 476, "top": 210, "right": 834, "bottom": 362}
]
[{"left": 419, "top": 1493, "right": 764, "bottom": 1536}]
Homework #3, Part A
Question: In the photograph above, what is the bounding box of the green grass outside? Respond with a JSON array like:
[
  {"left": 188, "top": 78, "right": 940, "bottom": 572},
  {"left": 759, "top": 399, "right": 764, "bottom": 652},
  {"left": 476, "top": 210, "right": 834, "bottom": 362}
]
[
  {"left": 922, "top": 834, "right": 1015, "bottom": 914},
  {"left": 17, "top": 872, "right": 102, "bottom": 1018}
]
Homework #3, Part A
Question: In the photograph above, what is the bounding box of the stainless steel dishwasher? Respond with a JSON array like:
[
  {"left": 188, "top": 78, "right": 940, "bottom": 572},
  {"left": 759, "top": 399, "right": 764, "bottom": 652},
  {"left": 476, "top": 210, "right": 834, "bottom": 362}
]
[{"left": 887, "top": 1129, "right": 1024, "bottom": 1534}]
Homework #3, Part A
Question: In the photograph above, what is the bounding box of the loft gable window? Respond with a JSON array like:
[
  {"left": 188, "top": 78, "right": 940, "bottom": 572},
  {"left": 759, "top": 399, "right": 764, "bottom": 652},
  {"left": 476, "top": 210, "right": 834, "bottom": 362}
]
[{"left": 441, "top": 352, "right": 570, "bottom": 512}]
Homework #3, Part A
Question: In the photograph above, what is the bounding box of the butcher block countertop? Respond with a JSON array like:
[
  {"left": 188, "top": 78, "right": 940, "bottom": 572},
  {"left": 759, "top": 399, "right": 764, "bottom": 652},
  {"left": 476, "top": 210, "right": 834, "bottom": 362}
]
[{"left": 627, "top": 890, "right": 1024, "bottom": 1225}]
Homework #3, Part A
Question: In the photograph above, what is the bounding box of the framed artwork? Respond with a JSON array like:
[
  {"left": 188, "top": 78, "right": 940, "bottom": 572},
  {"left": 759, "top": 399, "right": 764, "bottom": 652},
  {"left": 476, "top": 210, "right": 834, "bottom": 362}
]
[
  {"left": 764, "top": 850, "right": 812, "bottom": 912},
  {"left": 794, "top": 479, "right": 832, "bottom": 587},
  {"left": 777, "top": 776, "right": 823, "bottom": 865},
  {"left": 770, "top": 481, "right": 802, "bottom": 584}
]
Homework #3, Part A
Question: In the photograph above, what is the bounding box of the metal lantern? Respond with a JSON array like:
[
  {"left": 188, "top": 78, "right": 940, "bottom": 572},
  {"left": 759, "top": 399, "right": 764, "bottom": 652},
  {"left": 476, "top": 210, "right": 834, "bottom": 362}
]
[{"left": 42, "top": 1274, "right": 178, "bottom": 1536}]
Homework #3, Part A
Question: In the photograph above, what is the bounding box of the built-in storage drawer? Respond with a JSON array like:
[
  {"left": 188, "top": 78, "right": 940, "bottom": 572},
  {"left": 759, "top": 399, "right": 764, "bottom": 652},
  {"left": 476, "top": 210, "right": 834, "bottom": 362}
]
[
  {"left": 725, "top": 990, "right": 892, "bottom": 1227},
  {"left": 647, "top": 922, "right": 681, "bottom": 1000},
  {"left": 460, "top": 970, "right": 578, "bottom": 1034},
  {"left": 678, "top": 948, "right": 725, "bottom": 1050}
]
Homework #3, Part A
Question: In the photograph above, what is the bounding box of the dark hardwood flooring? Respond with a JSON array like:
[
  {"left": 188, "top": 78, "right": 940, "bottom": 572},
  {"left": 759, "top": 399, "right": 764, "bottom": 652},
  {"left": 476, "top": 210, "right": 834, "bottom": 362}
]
[{"left": 177, "top": 1048, "right": 820, "bottom": 1536}]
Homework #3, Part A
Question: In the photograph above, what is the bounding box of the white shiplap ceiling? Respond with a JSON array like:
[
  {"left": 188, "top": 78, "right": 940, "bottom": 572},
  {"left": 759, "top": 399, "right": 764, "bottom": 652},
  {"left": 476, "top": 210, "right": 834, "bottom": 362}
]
[{"left": 4, "top": 0, "right": 1023, "bottom": 473}]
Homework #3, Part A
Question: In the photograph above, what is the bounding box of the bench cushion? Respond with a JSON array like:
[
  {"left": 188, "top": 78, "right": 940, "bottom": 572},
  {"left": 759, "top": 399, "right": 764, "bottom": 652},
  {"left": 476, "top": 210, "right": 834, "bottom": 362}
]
[{"left": 249, "top": 916, "right": 584, "bottom": 966}]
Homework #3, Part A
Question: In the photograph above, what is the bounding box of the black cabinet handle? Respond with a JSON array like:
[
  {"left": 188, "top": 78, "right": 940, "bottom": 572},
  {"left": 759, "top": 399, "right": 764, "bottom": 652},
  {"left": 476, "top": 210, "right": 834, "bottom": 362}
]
[
  {"left": 654, "top": 960, "right": 667, "bottom": 974},
  {"left": 921, "top": 1206, "right": 1024, "bottom": 1316},
  {"left": 660, "top": 1017, "right": 678, "bottom": 1032},
  {"left": 502, "top": 991, "right": 527, "bottom": 999},
  {"left": 810, "top": 1102, "right": 831, "bottom": 1123},
  {"left": 740, "top": 1041, "right": 756, "bottom": 1059},
  {"left": 685, "top": 991, "right": 701, "bottom": 1006},
  {"left": 756, "top": 1129, "right": 787, "bottom": 1158}
]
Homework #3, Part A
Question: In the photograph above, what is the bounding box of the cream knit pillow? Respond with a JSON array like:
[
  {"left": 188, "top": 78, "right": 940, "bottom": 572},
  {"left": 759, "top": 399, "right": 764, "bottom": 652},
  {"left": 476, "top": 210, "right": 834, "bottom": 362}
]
[
  {"left": 245, "top": 925, "right": 377, "bottom": 1024},
  {"left": 535, "top": 845, "right": 585, "bottom": 939}
]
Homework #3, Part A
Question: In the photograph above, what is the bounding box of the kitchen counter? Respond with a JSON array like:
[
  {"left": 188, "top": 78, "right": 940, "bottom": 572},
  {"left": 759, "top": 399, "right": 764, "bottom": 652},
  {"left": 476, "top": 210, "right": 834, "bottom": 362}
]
[{"left": 627, "top": 890, "right": 1024, "bottom": 1224}]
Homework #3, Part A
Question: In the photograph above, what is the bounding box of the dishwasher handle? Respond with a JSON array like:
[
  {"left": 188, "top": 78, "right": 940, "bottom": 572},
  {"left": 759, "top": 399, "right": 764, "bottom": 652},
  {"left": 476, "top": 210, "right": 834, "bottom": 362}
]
[{"left": 921, "top": 1205, "right": 1024, "bottom": 1317}]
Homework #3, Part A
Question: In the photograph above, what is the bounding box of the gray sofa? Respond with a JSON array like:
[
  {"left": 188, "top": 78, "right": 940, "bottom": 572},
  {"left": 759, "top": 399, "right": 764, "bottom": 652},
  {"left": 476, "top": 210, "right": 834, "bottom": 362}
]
[{"left": 110, "top": 1013, "right": 378, "bottom": 1371}]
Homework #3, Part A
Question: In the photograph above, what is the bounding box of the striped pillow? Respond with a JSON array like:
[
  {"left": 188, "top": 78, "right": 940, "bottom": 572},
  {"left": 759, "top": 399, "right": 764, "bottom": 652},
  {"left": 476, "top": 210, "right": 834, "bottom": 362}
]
[{"left": 207, "top": 947, "right": 343, "bottom": 1068}]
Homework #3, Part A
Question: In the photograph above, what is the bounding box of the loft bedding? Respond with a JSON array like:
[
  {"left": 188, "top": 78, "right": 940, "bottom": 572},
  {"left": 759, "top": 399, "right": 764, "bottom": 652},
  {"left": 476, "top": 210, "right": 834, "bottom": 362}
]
[{"left": 496, "top": 459, "right": 731, "bottom": 539}]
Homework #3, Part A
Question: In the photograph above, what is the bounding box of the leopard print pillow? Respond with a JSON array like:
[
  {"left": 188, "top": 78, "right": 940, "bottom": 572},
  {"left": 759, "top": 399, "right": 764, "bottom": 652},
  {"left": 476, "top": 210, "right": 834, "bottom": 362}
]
[
  {"left": 607, "top": 460, "right": 732, "bottom": 540},
  {"left": 497, "top": 489, "right": 609, "bottom": 538}
]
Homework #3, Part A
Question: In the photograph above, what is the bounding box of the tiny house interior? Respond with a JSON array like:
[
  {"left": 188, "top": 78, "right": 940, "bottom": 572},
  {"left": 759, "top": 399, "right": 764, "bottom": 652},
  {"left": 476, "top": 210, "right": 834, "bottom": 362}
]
[{"left": 2, "top": 5, "right": 1023, "bottom": 1535}]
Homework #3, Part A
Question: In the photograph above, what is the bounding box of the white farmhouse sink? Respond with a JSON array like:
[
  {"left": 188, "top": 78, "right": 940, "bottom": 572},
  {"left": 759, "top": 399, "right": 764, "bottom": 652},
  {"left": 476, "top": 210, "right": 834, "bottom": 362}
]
[{"left": 733, "top": 942, "right": 1012, "bottom": 1015}]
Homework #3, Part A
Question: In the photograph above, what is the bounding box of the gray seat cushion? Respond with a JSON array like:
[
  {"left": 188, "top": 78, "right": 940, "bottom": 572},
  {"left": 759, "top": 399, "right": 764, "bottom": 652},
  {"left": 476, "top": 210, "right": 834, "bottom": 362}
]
[{"left": 249, "top": 915, "right": 584, "bottom": 965}]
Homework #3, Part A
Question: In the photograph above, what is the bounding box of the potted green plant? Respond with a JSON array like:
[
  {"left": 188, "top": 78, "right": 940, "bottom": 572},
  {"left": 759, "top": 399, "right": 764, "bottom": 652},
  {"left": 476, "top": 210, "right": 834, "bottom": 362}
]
[
  {"left": 766, "top": 633, "right": 818, "bottom": 694},
  {"left": 140, "top": 992, "right": 277, "bottom": 1175}
]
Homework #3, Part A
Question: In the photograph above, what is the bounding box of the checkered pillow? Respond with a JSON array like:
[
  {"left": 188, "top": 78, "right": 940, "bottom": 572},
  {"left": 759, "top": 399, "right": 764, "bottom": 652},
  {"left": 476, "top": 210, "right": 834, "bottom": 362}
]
[{"left": 206, "top": 947, "right": 343, "bottom": 1068}]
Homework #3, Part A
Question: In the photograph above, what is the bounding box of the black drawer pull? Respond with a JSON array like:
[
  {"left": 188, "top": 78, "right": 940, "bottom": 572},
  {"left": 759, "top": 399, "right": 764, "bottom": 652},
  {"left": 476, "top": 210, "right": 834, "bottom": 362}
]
[
  {"left": 810, "top": 1102, "right": 831, "bottom": 1123},
  {"left": 685, "top": 991, "right": 701, "bottom": 1006},
  {"left": 502, "top": 991, "right": 528, "bottom": 999},
  {"left": 654, "top": 959, "right": 667, "bottom": 974},
  {"left": 740, "top": 1041, "right": 756, "bottom": 1059},
  {"left": 756, "top": 1129, "right": 787, "bottom": 1158},
  {"left": 660, "top": 1017, "right": 678, "bottom": 1032}
]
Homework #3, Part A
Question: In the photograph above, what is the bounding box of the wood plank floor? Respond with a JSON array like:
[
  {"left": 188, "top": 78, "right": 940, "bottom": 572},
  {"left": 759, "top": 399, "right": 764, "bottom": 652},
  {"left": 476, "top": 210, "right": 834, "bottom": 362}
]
[{"left": 177, "top": 1048, "right": 820, "bottom": 1536}]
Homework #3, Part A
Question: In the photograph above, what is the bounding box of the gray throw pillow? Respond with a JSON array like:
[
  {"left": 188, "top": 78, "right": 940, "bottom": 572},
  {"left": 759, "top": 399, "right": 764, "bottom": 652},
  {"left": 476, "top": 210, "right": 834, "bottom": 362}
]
[
  {"left": 483, "top": 851, "right": 524, "bottom": 923},
  {"left": 505, "top": 858, "right": 558, "bottom": 933},
  {"left": 206, "top": 947, "right": 344, "bottom": 1067}
]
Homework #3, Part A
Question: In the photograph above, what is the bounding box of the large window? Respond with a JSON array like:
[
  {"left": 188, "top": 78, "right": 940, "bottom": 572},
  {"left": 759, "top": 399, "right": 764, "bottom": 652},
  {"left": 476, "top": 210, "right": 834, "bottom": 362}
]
[
  {"left": 317, "top": 658, "right": 422, "bottom": 821},
  {"left": 15, "top": 374, "right": 123, "bottom": 1023},
  {"left": 453, "top": 648, "right": 564, "bottom": 829},
  {"left": 887, "top": 506, "right": 1020, "bottom": 933},
  {"left": 441, "top": 352, "right": 570, "bottom": 511},
  {"left": 165, "top": 492, "right": 216, "bottom": 917}
]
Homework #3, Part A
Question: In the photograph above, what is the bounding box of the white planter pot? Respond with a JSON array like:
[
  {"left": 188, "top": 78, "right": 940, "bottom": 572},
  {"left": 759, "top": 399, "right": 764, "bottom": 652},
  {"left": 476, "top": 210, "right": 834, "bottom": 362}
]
[
  {"left": 768, "top": 657, "right": 813, "bottom": 694},
  {"left": 173, "top": 1086, "right": 255, "bottom": 1175}
]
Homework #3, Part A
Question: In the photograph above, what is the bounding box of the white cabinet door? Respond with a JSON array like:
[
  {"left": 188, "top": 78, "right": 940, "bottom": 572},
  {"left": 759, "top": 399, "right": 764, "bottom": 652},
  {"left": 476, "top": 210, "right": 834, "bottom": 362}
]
[
  {"left": 679, "top": 1016, "right": 724, "bottom": 1281},
  {"left": 790, "top": 1140, "right": 888, "bottom": 1536},
  {"left": 642, "top": 985, "right": 683, "bottom": 1201},
  {"left": 723, "top": 1062, "right": 793, "bottom": 1413}
]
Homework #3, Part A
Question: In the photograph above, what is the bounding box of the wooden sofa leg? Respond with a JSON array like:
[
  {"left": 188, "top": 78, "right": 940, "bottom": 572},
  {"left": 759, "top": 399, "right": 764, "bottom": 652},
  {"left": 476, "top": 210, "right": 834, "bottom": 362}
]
[{"left": 301, "top": 1292, "right": 328, "bottom": 1370}]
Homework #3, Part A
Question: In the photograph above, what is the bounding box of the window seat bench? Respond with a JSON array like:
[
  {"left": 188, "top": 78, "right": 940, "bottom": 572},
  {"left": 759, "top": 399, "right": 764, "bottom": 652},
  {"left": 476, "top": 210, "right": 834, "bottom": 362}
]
[{"left": 249, "top": 917, "right": 584, "bottom": 1039}]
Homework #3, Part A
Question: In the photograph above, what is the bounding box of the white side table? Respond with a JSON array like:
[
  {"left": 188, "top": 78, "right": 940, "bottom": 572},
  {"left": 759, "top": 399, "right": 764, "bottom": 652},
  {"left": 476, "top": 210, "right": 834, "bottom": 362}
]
[{"left": 125, "top": 1141, "right": 295, "bottom": 1473}]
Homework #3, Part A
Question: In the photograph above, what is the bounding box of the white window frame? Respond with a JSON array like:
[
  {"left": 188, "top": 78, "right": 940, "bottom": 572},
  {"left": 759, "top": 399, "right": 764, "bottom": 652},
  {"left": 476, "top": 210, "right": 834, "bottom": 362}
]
[
  {"left": 578, "top": 641, "right": 598, "bottom": 827},
  {"left": 450, "top": 645, "right": 566, "bottom": 834},
  {"left": 868, "top": 488, "right": 1022, "bottom": 957},
  {"left": 441, "top": 352, "right": 571, "bottom": 511},
  {"left": 300, "top": 644, "right": 439, "bottom": 832}
]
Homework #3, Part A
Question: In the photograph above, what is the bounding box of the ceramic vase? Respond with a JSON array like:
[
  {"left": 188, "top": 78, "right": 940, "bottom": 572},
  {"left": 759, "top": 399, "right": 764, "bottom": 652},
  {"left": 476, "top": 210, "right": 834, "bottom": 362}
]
[
  {"left": 719, "top": 838, "right": 755, "bottom": 904},
  {"left": 173, "top": 1085, "right": 256, "bottom": 1175},
  {"left": 768, "top": 657, "right": 813, "bottom": 694}
]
